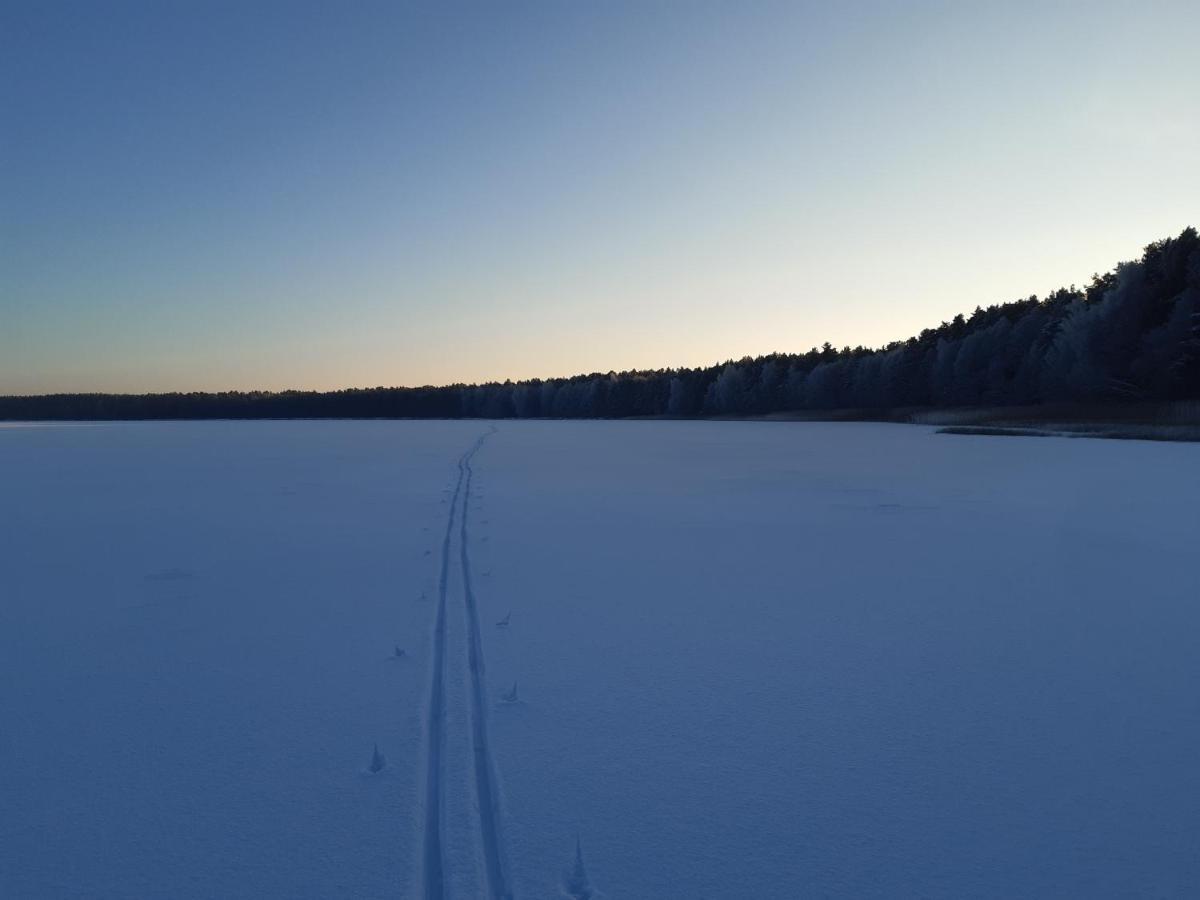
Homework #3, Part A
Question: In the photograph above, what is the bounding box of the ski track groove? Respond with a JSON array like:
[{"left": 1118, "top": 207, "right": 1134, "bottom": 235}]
[
  {"left": 420, "top": 441, "right": 470, "bottom": 900},
  {"left": 419, "top": 428, "right": 508, "bottom": 900},
  {"left": 458, "top": 427, "right": 513, "bottom": 899}
]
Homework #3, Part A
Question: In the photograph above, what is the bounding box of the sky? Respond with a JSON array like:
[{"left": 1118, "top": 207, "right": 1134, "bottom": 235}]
[{"left": 2, "top": 1, "right": 1197, "bottom": 394}]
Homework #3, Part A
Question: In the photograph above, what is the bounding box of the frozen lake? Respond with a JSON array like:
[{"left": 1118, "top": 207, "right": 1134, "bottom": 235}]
[{"left": 1, "top": 420, "right": 1197, "bottom": 898}]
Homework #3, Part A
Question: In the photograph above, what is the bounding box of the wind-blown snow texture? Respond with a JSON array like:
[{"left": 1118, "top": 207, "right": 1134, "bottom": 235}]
[{"left": 1, "top": 420, "right": 1197, "bottom": 897}]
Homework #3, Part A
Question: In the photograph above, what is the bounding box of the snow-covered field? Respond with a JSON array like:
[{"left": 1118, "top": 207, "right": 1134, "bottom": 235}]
[{"left": 2, "top": 420, "right": 1197, "bottom": 898}]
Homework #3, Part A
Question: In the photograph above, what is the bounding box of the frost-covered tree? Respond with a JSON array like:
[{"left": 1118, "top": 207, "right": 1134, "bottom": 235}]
[{"left": 704, "top": 363, "right": 749, "bottom": 414}]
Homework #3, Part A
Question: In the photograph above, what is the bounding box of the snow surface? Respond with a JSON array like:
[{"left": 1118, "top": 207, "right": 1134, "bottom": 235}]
[{"left": 1, "top": 420, "right": 1197, "bottom": 898}]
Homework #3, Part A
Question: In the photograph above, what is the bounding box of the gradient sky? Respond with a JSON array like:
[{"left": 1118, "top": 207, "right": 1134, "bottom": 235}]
[{"left": 3, "top": 1, "right": 1197, "bottom": 394}]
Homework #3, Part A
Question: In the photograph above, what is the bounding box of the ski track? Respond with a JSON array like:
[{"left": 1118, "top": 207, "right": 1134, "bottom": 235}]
[
  {"left": 459, "top": 427, "right": 513, "bottom": 899},
  {"left": 419, "top": 444, "right": 464, "bottom": 900},
  {"left": 419, "top": 429, "right": 508, "bottom": 900}
]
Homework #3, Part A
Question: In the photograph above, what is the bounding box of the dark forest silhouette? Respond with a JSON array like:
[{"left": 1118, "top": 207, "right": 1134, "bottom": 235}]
[{"left": 3, "top": 228, "right": 1197, "bottom": 421}]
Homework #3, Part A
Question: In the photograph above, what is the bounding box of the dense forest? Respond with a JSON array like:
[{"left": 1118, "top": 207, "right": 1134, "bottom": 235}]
[{"left": 3, "top": 228, "right": 1197, "bottom": 421}]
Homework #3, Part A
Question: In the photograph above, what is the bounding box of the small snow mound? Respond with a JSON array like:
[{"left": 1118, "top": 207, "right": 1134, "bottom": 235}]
[
  {"left": 562, "top": 836, "right": 600, "bottom": 899},
  {"left": 366, "top": 743, "right": 387, "bottom": 774}
]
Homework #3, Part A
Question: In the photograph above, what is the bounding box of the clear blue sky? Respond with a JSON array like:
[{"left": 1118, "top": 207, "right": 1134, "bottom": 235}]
[{"left": 3, "top": 0, "right": 1197, "bottom": 393}]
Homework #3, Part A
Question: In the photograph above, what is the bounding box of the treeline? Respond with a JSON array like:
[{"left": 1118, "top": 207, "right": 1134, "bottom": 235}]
[{"left": 3, "top": 228, "right": 1197, "bottom": 421}]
